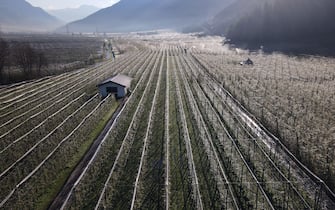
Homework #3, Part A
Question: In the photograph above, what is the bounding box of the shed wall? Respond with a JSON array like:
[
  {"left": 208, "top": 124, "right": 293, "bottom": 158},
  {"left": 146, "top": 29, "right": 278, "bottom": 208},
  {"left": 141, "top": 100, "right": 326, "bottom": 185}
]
[{"left": 98, "top": 82, "right": 127, "bottom": 98}]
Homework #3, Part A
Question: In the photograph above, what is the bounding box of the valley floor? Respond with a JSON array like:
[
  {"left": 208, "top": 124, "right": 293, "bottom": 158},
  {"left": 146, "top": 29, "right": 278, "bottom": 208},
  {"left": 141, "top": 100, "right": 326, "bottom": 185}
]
[{"left": 0, "top": 33, "right": 334, "bottom": 209}]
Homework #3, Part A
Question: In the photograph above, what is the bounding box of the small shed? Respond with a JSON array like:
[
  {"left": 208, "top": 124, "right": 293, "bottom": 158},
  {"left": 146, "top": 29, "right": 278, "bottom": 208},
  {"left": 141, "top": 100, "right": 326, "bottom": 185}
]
[{"left": 97, "top": 74, "right": 132, "bottom": 99}]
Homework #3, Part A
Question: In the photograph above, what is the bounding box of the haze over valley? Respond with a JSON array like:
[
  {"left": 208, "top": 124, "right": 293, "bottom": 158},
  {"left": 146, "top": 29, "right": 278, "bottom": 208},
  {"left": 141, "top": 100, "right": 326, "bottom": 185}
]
[
  {"left": 1, "top": 0, "right": 334, "bottom": 54},
  {"left": 47, "top": 5, "right": 100, "bottom": 23}
]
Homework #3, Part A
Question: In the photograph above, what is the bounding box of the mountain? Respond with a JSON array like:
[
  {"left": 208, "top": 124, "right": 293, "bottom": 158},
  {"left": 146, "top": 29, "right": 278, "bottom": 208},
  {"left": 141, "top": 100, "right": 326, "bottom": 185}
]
[
  {"left": 60, "top": 0, "right": 234, "bottom": 33},
  {"left": 207, "top": 0, "right": 335, "bottom": 53},
  {"left": 47, "top": 5, "right": 100, "bottom": 23},
  {"left": 0, "top": 0, "right": 63, "bottom": 32}
]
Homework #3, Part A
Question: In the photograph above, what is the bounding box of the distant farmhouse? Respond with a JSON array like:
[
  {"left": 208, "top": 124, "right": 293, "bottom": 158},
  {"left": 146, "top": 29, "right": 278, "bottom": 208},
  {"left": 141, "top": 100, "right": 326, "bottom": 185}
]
[{"left": 97, "top": 74, "right": 132, "bottom": 99}]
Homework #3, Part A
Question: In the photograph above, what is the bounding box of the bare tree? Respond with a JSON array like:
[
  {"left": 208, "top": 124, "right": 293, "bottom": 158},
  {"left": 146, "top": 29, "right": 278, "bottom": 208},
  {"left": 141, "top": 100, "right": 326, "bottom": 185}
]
[
  {"left": 13, "top": 43, "right": 36, "bottom": 79},
  {"left": 0, "top": 37, "right": 9, "bottom": 82},
  {"left": 35, "top": 51, "right": 48, "bottom": 76}
]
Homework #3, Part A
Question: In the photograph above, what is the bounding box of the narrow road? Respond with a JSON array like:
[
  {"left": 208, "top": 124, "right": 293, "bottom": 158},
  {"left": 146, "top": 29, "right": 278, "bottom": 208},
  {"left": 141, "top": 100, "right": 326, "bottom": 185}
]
[{"left": 48, "top": 97, "right": 128, "bottom": 210}]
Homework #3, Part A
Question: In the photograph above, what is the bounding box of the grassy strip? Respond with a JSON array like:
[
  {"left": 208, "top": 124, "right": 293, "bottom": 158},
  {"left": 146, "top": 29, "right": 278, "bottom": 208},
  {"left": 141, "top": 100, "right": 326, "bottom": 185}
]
[
  {"left": 169, "top": 55, "right": 195, "bottom": 210},
  {"left": 107, "top": 57, "right": 160, "bottom": 209},
  {"left": 135, "top": 55, "right": 166, "bottom": 209},
  {"left": 35, "top": 101, "right": 120, "bottom": 210}
]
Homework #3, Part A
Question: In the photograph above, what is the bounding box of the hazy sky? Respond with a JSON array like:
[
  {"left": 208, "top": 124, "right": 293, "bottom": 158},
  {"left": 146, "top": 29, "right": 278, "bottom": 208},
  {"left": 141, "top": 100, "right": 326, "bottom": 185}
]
[{"left": 26, "top": 0, "right": 120, "bottom": 10}]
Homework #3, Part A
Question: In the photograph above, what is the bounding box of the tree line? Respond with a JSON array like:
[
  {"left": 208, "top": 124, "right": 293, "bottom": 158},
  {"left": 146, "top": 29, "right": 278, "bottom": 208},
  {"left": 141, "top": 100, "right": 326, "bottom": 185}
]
[{"left": 0, "top": 37, "right": 48, "bottom": 84}]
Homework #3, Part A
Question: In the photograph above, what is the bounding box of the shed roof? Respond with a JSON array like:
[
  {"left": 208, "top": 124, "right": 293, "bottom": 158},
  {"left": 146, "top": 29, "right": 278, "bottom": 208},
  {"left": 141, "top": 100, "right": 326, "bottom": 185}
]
[{"left": 98, "top": 74, "right": 132, "bottom": 87}]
